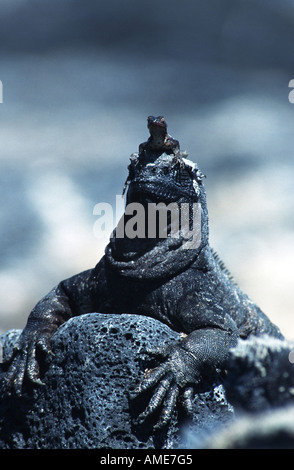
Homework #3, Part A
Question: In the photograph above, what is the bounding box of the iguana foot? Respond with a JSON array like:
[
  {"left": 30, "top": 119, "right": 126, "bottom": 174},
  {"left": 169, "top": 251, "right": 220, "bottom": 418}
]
[
  {"left": 1, "top": 327, "right": 54, "bottom": 396},
  {"left": 134, "top": 344, "right": 200, "bottom": 429}
]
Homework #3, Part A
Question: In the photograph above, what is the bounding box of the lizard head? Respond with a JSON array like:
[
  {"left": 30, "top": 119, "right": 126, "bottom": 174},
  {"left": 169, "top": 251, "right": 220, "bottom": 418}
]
[
  {"left": 105, "top": 118, "right": 209, "bottom": 279},
  {"left": 147, "top": 115, "right": 167, "bottom": 136},
  {"left": 124, "top": 152, "right": 208, "bottom": 245},
  {"left": 139, "top": 115, "right": 179, "bottom": 156},
  {"left": 125, "top": 153, "right": 205, "bottom": 207}
]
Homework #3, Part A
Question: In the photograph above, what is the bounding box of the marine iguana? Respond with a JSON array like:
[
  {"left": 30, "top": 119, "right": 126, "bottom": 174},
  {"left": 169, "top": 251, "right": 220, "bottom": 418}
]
[{"left": 1, "top": 115, "right": 283, "bottom": 428}]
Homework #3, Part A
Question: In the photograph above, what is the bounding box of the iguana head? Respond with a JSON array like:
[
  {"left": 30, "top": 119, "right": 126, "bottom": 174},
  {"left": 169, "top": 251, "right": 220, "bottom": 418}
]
[
  {"left": 126, "top": 153, "right": 204, "bottom": 206},
  {"left": 105, "top": 117, "right": 209, "bottom": 280}
]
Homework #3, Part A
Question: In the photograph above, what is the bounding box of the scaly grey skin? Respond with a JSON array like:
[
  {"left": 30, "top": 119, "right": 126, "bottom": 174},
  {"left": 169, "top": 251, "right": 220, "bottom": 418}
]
[{"left": 1, "top": 116, "right": 283, "bottom": 429}]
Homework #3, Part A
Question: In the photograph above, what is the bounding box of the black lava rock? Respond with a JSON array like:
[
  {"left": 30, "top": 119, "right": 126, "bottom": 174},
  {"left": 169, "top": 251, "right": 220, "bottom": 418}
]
[
  {"left": 200, "top": 404, "right": 294, "bottom": 449},
  {"left": 224, "top": 335, "right": 294, "bottom": 412},
  {"left": 0, "top": 313, "right": 233, "bottom": 449},
  {"left": 186, "top": 336, "right": 294, "bottom": 449}
]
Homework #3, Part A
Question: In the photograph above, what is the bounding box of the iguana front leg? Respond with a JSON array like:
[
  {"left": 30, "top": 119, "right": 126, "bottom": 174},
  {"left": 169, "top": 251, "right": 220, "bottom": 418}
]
[
  {"left": 134, "top": 315, "right": 239, "bottom": 428},
  {"left": 1, "top": 269, "right": 95, "bottom": 395}
]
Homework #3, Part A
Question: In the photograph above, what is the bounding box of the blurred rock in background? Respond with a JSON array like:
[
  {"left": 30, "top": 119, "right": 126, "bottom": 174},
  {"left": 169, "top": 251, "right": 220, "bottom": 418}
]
[{"left": 0, "top": 0, "right": 293, "bottom": 337}]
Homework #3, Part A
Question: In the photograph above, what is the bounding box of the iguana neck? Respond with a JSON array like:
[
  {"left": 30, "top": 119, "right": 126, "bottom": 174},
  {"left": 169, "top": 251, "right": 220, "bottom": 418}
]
[{"left": 104, "top": 232, "right": 204, "bottom": 280}]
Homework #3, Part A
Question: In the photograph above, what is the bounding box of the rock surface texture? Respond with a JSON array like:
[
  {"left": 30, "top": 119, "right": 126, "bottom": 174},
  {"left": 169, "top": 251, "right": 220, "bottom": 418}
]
[
  {"left": 190, "top": 335, "right": 294, "bottom": 449},
  {"left": 0, "top": 313, "right": 233, "bottom": 449},
  {"left": 1, "top": 315, "right": 294, "bottom": 448}
]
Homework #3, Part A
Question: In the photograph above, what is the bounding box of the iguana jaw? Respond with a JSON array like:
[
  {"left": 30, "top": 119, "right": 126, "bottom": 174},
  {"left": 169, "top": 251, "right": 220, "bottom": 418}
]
[
  {"left": 126, "top": 155, "right": 201, "bottom": 207},
  {"left": 104, "top": 154, "right": 208, "bottom": 280},
  {"left": 127, "top": 180, "right": 185, "bottom": 206}
]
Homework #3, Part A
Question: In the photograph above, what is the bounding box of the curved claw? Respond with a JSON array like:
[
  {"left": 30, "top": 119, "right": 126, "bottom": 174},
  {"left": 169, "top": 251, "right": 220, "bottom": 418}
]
[
  {"left": 133, "top": 342, "right": 201, "bottom": 429},
  {"left": 137, "top": 372, "right": 181, "bottom": 430},
  {"left": 37, "top": 337, "right": 54, "bottom": 357},
  {"left": 26, "top": 345, "right": 45, "bottom": 387},
  {"left": 181, "top": 386, "right": 194, "bottom": 417},
  {"left": 1, "top": 333, "right": 53, "bottom": 396},
  {"left": 154, "top": 383, "right": 179, "bottom": 430},
  {"left": 135, "top": 362, "right": 169, "bottom": 395},
  {"left": 137, "top": 372, "right": 173, "bottom": 423},
  {"left": 3, "top": 352, "right": 27, "bottom": 396}
]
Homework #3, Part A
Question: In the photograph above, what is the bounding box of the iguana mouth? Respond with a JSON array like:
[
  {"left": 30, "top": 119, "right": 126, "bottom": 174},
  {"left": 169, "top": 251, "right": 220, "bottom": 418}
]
[
  {"left": 126, "top": 160, "right": 200, "bottom": 206},
  {"left": 127, "top": 180, "right": 184, "bottom": 205}
]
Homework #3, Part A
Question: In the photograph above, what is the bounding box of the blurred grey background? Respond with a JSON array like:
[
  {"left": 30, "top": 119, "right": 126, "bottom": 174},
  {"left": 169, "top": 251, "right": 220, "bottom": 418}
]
[{"left": 0, "top": 0, "right": 293, "bottom": 337}]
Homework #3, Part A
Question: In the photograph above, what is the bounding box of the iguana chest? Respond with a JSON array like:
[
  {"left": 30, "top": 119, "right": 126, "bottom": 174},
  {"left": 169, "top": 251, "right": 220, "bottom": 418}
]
[
  {"left": 97, "top": 275, "right": 177, "bottom": 330},
  {"left": 97, "top": 267, "right": 217, "bottom": 334}
]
